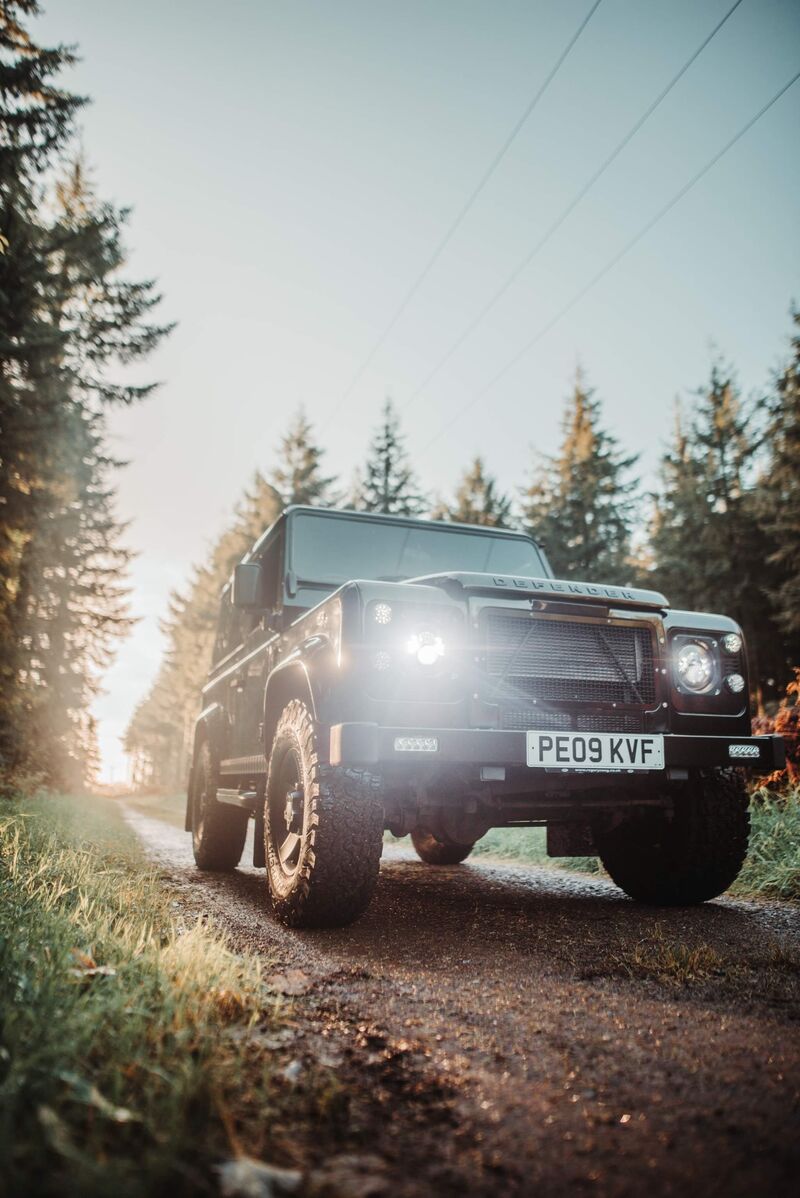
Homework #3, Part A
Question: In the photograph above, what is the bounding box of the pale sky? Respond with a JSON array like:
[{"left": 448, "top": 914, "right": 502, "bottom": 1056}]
[{"left": 36, "top": 1, "right": 800, "bottom": 782}]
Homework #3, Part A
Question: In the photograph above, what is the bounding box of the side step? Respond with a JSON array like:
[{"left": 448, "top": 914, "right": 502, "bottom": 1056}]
[{"left": 216, "top": 788, "right": 259, "bottom": 814}]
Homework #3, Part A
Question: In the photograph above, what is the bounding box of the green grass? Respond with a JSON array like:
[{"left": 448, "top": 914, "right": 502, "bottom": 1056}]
[
  {"left": 601, "top": 924, "right": 800, "bottom": 1001},
  {"left": 612, "top": 934, "right": 728, "bottom": 985},
  {"left": 470, "top": 826, "right": 548, "bottom": 865},
  {"left": 731, "top": 786, "right": 800, "bottom": 900},
  {"left": 0, "top": 792, "right": 291, "bottom": 1197},
  {"left": 470, "top": 825, "right": 603, "bottom": 875}
]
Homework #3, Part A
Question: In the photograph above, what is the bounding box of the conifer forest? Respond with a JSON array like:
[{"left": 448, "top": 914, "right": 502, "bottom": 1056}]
[{"left": 3, "top": 5, "right": 800, "bottom": 1198}]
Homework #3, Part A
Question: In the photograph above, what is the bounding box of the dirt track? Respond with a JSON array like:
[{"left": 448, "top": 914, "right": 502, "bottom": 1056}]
[{"left": 124, "top": 806, "right": 800, "bottom": 1198}]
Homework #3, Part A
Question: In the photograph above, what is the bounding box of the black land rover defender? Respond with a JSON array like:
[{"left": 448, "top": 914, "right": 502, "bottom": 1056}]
[{"left": 186, "top": 505, "right": 784, "bottom": 927}]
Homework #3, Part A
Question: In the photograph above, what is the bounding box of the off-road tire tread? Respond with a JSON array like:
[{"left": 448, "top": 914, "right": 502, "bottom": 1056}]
[
  {"left": 265, "top": 700, "right": 384, "bottom": 928},
  {"left": 595, "top": 769, "right": 749, "bottom": 906},
  {"left": 411, "top": 828, "right": 474, "bottom": 865},
  {"left": 191, "top": 741, "right": 248, "bottom": 871}
]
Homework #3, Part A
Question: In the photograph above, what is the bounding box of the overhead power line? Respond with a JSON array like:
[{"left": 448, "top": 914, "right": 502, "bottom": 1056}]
[
  {"left": 401, "top": 0, "right": 745, "bottom": 416},
  {"left": 323, "top": 0, "right": 604, "bottom": 430},
  {"left": 418, "top": 65, "right": 800, "bottom": 455}
]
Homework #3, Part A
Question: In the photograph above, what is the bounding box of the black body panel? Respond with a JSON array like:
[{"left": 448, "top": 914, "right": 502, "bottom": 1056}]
[{"left": 189, "top": 507, "right": 767, "bottom": 832}]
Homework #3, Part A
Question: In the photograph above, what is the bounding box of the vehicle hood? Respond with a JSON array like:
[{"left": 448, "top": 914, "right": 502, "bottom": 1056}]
[{"left": 409, "top": 571, "right": 669, "bottom": 611}]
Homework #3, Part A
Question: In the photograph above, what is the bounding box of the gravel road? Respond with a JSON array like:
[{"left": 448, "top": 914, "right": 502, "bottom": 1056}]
[{"left": 124, "top": 806, "right": 800, "bottom": 1198}]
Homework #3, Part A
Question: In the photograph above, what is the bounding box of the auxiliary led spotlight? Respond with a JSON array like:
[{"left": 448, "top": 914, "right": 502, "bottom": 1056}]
[
  {"left": 725, "top": 672, "right": 745, "bottom": 694},
  {"left": 373, "top": 603, "right": 392, "bottom": 625},
  {"left": 373, "top": 651, "right": 392, "bottom": 671},
  {"left": 394, "top": 736, "right": 439, "bottom": 753},
  {"left": 722, "top": 633, "right": 743, "bottom": 655}
]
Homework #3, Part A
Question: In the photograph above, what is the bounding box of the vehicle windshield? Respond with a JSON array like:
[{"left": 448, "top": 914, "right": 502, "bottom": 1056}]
[{"left": 290, "top": 511, "right": 548, "bottom": 589}]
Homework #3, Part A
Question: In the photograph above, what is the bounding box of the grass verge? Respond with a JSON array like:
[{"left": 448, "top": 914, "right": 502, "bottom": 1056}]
[
  {"left": 0, "top": 791, "right": 304, "bottom": 1197},
  {"left": 731, "top": 787, "right": 800, "bottom": 900},
  {"left": 469, "top": 826, "right": 603, "bottom": 876}
]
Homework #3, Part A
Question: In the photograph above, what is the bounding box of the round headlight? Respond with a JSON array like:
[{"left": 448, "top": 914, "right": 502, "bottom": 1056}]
[
  {"left": 406, "top": 630, "right": 445, "bottom": 666},
  {"left": 676, "top": 641, "right": 715, "bottom": 692},
  {"left": 725, "top": 672, "right": 745, "bottom": 694},
  {"left": 722, "top": 633, "right": 742, "bottom": 655}
]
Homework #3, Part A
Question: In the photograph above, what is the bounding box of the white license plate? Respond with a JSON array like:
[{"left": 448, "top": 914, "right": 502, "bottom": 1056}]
[{"left": 526, "top": 731, "right": 665, "bottom": 771}]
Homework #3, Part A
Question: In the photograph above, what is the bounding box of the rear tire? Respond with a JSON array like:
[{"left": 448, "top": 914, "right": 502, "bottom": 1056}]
[
  {"left": 594, "top": 769, "right": 749, "bottom": 906},
  {"left": 191, "top": 741, "right": 248, "bottom": 871},
  {"left": 411, "top": 828, "right": 474, "bottom": 865},
  {"left": 264, "top": 700, "right": 384, "bottom": 927}
]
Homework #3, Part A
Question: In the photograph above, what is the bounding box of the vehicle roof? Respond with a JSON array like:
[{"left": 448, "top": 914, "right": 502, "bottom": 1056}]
[{"left": 247, "top": 504, "right": 541, "bottom": 562}]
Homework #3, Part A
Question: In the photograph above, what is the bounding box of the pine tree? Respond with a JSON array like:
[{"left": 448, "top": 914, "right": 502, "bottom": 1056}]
[
  {"left": 647, "top": 403, "right": 708, "bottom": 600},
  {"left": 1, "top": 2, "right": 85, "bottom": 771},
  {"left": 0, "top": 5, "right": 170, "bottom": 786},
  {"left": 758, "top": 310, "right": 800, "bottom": 649},
  {"left": 124, "top": 474, "right": 282, "bottom": 788},
  {"left": 15, "top": 408, "right": 134, "bottom": 785},
  {"left": 272, "top": 408, "right": 335, "bottom": 507},
  {"left": 435, "top": 457, "right": 512, "bottom": 527},
  {"left": 649, "top": 362, "right": 782, "bottom": 699},
  {"left": 355, "top": 398, "right": 426, "bottom": 515},
  {"left": 521, "top": 372, "right": 638, "bottom": 583},
  {"left": 0, "top": 2, "right": 84, "bottom": 180}
]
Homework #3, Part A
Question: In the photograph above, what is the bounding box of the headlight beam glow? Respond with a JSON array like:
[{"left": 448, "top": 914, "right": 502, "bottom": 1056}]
[{"left": 406, "top": 630, "right": 445, "bottom": 666}]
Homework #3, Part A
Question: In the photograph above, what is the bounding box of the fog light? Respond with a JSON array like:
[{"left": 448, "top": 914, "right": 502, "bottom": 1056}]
[
  {"left": 406, "top": 631, "right": 445, "bottom": 666},
  {"left": 394, "top": 736, "right": 439, "bottom": 753},
  {"left": 725, "top": 672, "right": 745, "bottom": 694},
  {"left": 373, "top": 651, "right": 391, "bottom": 671},
  {"left": 722, "top": 633, "right": 742, "bottom": 654},
  {"left": 373, "top": 603, "right": 392, "bottom": 625}
]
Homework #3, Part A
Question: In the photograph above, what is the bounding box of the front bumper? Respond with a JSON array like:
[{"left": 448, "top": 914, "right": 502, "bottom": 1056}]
[{"left": 329, "top": 723, "right": 785, "bottom": 775}]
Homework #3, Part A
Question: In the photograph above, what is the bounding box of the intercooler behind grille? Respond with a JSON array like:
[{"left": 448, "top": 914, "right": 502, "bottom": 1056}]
[{"left": 483, "top": 609, "right": 656, "bottom": 728}]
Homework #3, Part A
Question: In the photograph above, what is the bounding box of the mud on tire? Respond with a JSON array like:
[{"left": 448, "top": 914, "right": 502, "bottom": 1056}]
[
  {"left": 191, "top": 741, "right": 249, "bottom": 871},
  {"left": 594, "top": 769, "right": 750, "bottom": 906},
  {"left": 264, "top": 700, "right": 384, "bottom": 928},
  {"left": 411, "top": 828, "right": 474, "bottom": 865}
]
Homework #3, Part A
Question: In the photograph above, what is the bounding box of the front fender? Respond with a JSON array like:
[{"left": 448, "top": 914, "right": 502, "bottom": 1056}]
[{"left": 263, "top": 636, "right": 338, "bottom": 756}]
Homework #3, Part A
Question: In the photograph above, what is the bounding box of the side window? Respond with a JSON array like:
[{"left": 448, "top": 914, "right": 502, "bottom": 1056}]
[{"left": 212, "top": 586, "right": 242, "bottom": 664}]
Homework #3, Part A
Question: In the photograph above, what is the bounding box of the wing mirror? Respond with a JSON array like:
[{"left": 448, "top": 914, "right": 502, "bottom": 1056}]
[{"left": 232, "top": 562, "right": 262, "bottom": 609}]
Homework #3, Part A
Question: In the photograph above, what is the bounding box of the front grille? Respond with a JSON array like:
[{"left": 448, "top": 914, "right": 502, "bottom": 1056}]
[
  {"left": 500, "top": 709, "right": 573, "bottom": 732},
  {"left": 500, "top": 709, "right": 646, "bottom": 733},
  {"left": 483, "top": 609, "right": 656, "bottom": 729}
]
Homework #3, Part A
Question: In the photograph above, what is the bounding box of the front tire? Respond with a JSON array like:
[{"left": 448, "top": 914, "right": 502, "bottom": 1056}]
[
  {"left": 264, "top": 700, "right": 384, "bottom": 927},
  {"left": 411, "top": 828, "right": 474, "bottom": 865},
  {"left": 594, "top": 769, "right": 749, "bottom": 906},
  {"left": 191, "top": 741, "right": 248, "bottom": 871}
]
